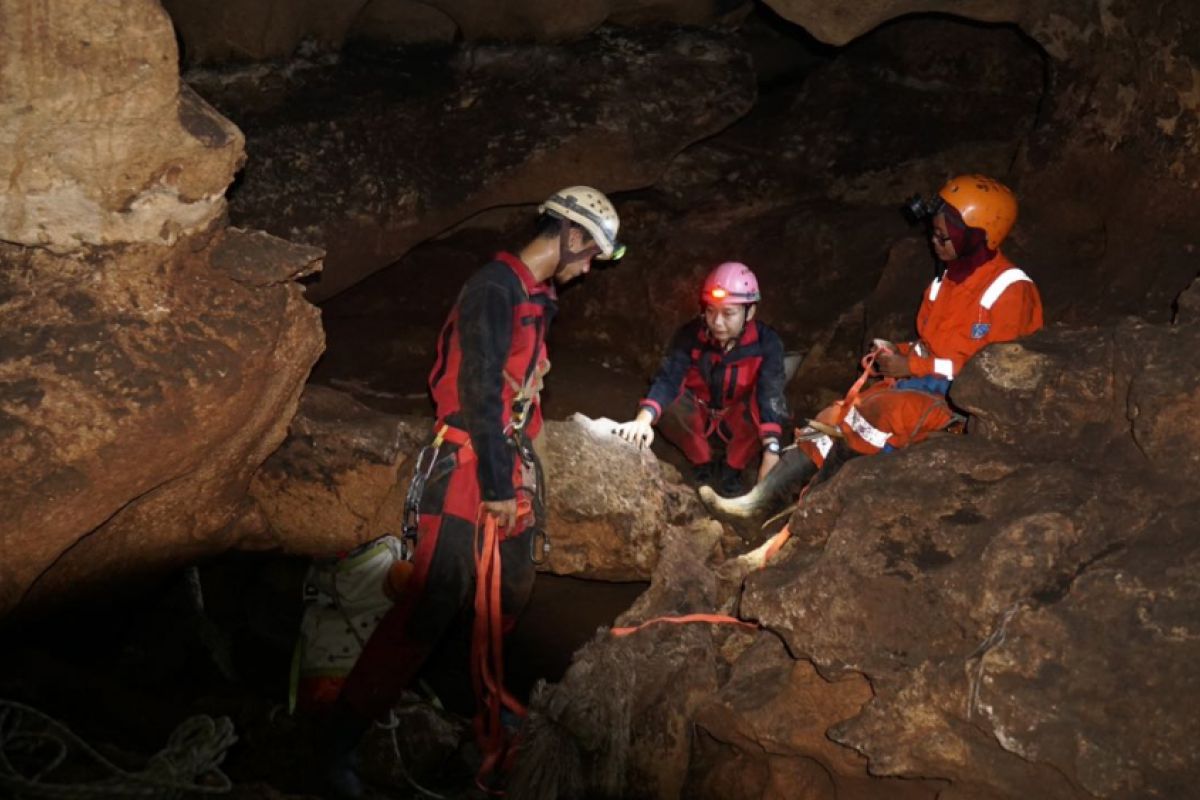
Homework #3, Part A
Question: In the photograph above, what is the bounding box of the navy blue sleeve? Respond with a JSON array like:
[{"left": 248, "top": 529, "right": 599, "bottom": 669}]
[
  {"left": 754, "top": 323, "right": 789, "bottom": 437},
  {"left": 457, "top": 264, "right": 518, "bottom": 502},
  {"left": 640, "top": 321, "right": 699, "bottom": 422}
]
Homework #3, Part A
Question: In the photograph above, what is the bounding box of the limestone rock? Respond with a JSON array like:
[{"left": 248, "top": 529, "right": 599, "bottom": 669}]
[
  {"left": 248, "top": 385, "right": 429, "bottom": 555},
  {"left": 511, "top": 520, "right": 739, "bottom": 800},
  {"left": 0, "top": 230, "right": 324, "bottom": 617},
  {"left": 0, "top": 0, "right": 244, "bottom": 252},
  {"left": 189, "top": 27, "right": 756, "bottom": 300},
  {"left": 686, "top": 636, "right": 941, "bottom": 800},
  {"left": 734, "top": 436, "right": 1200, "bottom": 799},
  {"left": 952, "top": 324, "right": 1200, "bottom": 487},
  {"left": 245, "top": 403, "right": 705, "bottom": 577},
  {"left": 539, "top": 415, "right": 706, "bottom": 580}
]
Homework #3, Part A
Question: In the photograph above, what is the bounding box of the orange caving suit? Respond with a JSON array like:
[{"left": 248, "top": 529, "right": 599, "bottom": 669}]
[{"left": 801, "top": 252, "right": 1043, "bottom": 465}]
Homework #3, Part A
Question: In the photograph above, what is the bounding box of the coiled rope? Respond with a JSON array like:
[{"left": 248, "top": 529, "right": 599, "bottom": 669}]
[{"left": 0, "top": 699, "right": 236, "bottom": 799}]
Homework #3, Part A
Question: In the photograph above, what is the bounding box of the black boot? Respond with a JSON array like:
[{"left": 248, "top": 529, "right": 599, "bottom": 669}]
[
  {"left": 716, "top": 462, "right": 744, "bottom": 498},
  {"left": 699, "top": 448, "right": 817, "bottom": 518},
  {"left": 692, "top": 461, "right": 716, "bottom": 486},
  {"left": 320, "top": 702, "right": 371, "bottom": 800}
]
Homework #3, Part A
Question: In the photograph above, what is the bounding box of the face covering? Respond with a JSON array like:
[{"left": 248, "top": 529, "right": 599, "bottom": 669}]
[{"left": 941, "top": 204, "right": 996, "bottom": 282}]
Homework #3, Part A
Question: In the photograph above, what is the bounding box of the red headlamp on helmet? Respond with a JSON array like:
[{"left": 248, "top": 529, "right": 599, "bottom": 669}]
[{"left": 702, "top": 262, "right": 761, "bottom": 305}]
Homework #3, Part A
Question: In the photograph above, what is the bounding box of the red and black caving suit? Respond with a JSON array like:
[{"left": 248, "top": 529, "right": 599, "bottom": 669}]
[
  {"left": 340, "top": 251, "right": 552, "bottom": 720},
  {"left": 799, "top": 251, "right": 1044, "bottom": 466},
  {"left": 639, "top": 318, "right": 788, "bottom": 470}
]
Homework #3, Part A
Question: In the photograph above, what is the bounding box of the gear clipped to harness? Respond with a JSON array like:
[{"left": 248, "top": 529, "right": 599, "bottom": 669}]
[{"left": 511, "top": 430, "right": 551, "bottom": 565}]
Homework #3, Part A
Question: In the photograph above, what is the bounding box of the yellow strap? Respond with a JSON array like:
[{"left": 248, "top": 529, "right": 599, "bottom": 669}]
[{"left": 432, "top": 425, "right": 448, "bottom": 448}]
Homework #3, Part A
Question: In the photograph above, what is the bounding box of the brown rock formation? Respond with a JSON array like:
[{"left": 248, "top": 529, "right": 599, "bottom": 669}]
[
  {"left": 515, "top": 320, "right": 1200, "bottom": 799},
  {"left": 0, "top": 0, "right": 244, "bottom": 252},
  {"left": 0, "top": 2, "right": 325, "bottom": 618},
  {"left": 246, "top": 394, "right": 706, "bottom": 580},
  {"left": 189, "top": 27, "right": 757, "bottom": 300},
  {"left": 248, "top": 384, "right": 429, "bottom": 556},
  {"left": 0, "top": 229, "right": 324, "bottom": 616},
  {"left": 539, "top": 414, "right": 706, "bottom": 580}
]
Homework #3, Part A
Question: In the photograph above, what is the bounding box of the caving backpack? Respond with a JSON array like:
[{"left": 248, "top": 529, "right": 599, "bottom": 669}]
[{"left": 288, "top": 535, "right": 409, "bottom": 713}]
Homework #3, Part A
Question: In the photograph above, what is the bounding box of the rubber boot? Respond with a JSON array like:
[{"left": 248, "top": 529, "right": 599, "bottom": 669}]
[
  {"left": 320, "top": 702, "right": 371, "bottom": 800},
  {"left": 716, "top": 461, "right": 744, "bottom": 498},
  {"left": 692, "top": 461, "right": 716, "bottom": 486},
  {"left": 699, "top": 447, "right": 817, "bottom": 518}
]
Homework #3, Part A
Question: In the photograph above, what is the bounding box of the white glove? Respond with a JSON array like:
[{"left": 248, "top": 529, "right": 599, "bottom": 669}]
[{"left": 612, "top": 417, "right": 655, "bottom": 449}]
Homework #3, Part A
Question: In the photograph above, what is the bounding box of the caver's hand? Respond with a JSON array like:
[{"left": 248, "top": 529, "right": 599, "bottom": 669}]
[
  {"left": 875, "top": 350, "right": 912, "bottom": 378},
  {"left": 482, "top": 498, "right": 518, "bottom": 530},
  {"left": 612, "top": 410, "right": 655, "bottom": 449}
]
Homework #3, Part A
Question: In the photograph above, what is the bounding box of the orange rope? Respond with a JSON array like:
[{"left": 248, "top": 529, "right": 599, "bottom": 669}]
[
  {"left": 471, "top": 501, "right": 532, "bottom": 794},
  {"left": 760, "top": 524, "right": 792, "bottom": 565},
  {"left": 611, "top": 613, "right": 760, "bottom": 637}
]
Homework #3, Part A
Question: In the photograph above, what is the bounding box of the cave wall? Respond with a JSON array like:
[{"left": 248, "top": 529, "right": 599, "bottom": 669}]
[
  {"left": 0, "top": 0, "right": 324, "bottom": 618},
  {"left": 163, "top": 0, "right": 750, "bottom": 63}
]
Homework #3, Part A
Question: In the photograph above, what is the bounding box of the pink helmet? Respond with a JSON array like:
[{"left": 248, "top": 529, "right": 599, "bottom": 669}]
[{"left": 701, "top": 262, "right": 761, "bottom": 305}]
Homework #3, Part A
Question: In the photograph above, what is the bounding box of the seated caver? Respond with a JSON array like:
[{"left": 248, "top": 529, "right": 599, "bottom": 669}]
[
  {"left": 703, "top": 174, "right": 1044, "bottom": 518},
  {"left": 613, "top": 262, "right": 789, "bottom": 498}
]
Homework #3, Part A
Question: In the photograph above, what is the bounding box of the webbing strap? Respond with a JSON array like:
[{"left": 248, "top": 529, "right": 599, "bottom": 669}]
[
  {"left": 470, "top": 500, "right": 533, "bottom": 794},
  {"left": 611, "top": 613, "right": 760, "bottom": 637}
]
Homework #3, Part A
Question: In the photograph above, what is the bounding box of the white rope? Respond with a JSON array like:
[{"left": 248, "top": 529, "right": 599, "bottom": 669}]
[
  {"left": 966, "top": 603, "right": 1022, "bottom": 720},
  {"left": 379, "top": 709, "right": 446, "bottom": 799},
  {"left": 0, "top": 699, "right": 236, "bottom": 799}
]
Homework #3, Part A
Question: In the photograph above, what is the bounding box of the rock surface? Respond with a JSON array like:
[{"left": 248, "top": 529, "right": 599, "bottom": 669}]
[
  {"left": 247, "top": 398, "right": 707, "bottom": 579},
  {"left": 0, "top": 0, "right": 243, "bottom": 252},
  {"left": 0, "top": 229, "right": 324, "bottom": 616},
  {"left": 515, "top": 319, "right": 1200, "bottom": 799},
  {"left": 539, "top": 414, "right": 706, "bottom": 580},
  {"left": 0, "top": 2, "right": 324, "bottom": 619},
  {"left": 248, "top": 385, "right": 429, "bottom": 556},
  {"left": 188, "top": 27, "right": 757, "bottom": 300}
]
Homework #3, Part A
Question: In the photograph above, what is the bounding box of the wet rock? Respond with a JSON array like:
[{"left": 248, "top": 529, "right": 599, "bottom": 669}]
[
  {"left": 0, "top": 234, "right": 324, "bottom": 617},
  {"left": 248, "top": 385, "right": 428, "bottom": 555},
  {"left": 0, "top": 0, "right": 243, "bottom": 252},
  {"left": 188, "top": 27, "right": 756, "bottom": 300}
]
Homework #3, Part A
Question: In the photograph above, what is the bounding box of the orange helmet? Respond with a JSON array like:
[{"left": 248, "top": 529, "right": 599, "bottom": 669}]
[{"left": 937, "top": 174, "right": 1017, "bottom": 250}]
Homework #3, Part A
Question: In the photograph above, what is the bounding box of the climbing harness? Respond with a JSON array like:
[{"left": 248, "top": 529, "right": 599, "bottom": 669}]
[{"left": 0, "top": 699, "right": 236, "bottom": 799}]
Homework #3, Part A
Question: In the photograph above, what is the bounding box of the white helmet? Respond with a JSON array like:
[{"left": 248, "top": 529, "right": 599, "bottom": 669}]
[{"left": 538, "top": 186, "right": 624, "bottom": 260}]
